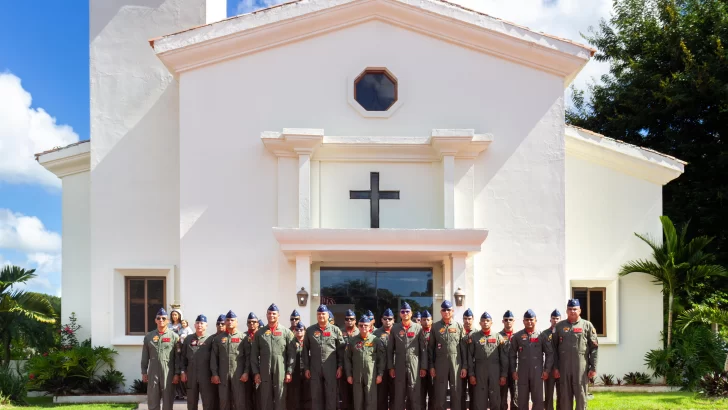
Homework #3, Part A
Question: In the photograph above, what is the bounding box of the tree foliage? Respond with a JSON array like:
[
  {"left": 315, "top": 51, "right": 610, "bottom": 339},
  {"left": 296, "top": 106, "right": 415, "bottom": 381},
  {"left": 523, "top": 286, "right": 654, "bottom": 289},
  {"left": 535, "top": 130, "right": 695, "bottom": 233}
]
[{"left": 567, "top": 0, "right": 728, "bottom": 305}]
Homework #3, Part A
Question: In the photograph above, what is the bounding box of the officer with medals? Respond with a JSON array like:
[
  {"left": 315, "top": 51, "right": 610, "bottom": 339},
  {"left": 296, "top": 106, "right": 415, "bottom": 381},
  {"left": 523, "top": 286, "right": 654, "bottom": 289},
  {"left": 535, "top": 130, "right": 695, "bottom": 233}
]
[
  {"left": 287, "top": 321, "right": 310, "bottom": 410},
  {"left": 179, "top": 314, "right": 214, "bottom": 410},
  {"left": 509, "top": 310, "right": 553, "bottom": 410},
  {"left": 346, "top": 315, "right": 385, "bottom": 410},
  {"left": 428, "top": 300, "right": 465, "bottom": 410},
  {"left": 240, "top": 313, "right": 261, "bottom": 410},
  {"left": 552, "top": 299, "right": 598, "bottom": 410},
  {"left": 210, "top": 310, "right": 245, "bottom": 410},
  {"left": 340, "top": 309, "right": 360, "bottom": 410},
  {"left": 141, "top": 308, "right": 179, "bottom": 410},
  {"left": 468, "top": 311, "right": 506, "bottom": 410},
  {"left": 459, "top": 308, "right": 476, "bottom": 410},
  {"left": 499, "top": 310, "right": 517, "bottom": 410},
  {"left": 303, "top": 304, "right": 345, "bottom": 410},
  {"left": 420, "top": 310, "right": 434, "bottom": 410},
  {"left": 251, "top": 303, "right": 296, "bottom": 410},
  {"left": 373, "top": 309, "right": 394, "bottom": 410},
  {"left": 387, "top": 301, "right": 427, "bottom": 409},
  {"left": 544, "top": 309, "right": 561, "bottom": 410}
]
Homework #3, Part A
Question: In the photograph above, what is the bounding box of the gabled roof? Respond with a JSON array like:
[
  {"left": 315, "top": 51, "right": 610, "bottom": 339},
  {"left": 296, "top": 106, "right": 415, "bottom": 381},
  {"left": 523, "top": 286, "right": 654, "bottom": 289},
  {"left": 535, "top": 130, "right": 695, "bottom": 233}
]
[{"left": 151, "top": 0, "right": 595, "bottom": 85}]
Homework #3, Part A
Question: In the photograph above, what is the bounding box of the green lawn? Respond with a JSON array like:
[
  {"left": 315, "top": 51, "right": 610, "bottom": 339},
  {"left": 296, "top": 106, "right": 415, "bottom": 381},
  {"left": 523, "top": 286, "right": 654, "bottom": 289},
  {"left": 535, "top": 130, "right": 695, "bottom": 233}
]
[
  {"left": 587, "top": 392, "right": 728, "bottom": 409},
  {"left": 2, "top": 396, "right": 137, "bottom": 409}
]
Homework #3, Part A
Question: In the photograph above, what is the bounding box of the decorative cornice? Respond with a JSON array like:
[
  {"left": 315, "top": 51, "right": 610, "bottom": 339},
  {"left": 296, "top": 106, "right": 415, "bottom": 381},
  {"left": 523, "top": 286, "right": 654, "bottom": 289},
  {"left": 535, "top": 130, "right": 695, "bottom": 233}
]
[{"left": 36, "top": 141, "right": 91, "bottom": 178}]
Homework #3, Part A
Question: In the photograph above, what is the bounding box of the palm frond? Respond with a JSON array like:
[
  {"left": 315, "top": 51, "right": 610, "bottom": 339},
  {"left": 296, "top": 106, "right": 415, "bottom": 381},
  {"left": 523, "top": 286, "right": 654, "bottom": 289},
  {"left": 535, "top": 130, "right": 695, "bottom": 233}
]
[
  {"left": 618, "top": 260, "right": 673, "bottom": 289},
  {"left": 676, "top": 306, "right": 728, "bottom": 331},
  {"left": 660, "top": 216, "right": 679, "bottom": 254}
]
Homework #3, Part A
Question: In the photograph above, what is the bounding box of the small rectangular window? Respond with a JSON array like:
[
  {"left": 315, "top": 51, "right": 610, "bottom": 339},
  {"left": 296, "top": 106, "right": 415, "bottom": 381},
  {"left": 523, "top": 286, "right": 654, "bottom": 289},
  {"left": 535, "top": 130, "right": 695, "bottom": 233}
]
[
  {"left": 571, "top": 287, "right": 606, "bottom": 337},
  {"left": 126, "top": 277, "right": 166, "bottom": 335}
]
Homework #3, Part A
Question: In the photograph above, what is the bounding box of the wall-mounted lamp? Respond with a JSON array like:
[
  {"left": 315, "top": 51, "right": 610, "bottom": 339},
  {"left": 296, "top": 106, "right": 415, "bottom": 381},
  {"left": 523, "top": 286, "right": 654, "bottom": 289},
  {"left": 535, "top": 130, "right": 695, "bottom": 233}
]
[
  {"left": 454, "top": 287, "right": 466, "bottom": 307},
  {"left": 296, "top": 287, "right": 309, "bottom": 307}
]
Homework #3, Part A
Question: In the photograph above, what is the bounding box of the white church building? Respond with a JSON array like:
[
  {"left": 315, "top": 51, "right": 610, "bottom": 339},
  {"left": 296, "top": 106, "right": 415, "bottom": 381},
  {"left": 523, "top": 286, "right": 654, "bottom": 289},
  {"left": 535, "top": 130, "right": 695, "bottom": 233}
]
[{"left": 36, "top": 0, "right": 686, "bottom": 385}]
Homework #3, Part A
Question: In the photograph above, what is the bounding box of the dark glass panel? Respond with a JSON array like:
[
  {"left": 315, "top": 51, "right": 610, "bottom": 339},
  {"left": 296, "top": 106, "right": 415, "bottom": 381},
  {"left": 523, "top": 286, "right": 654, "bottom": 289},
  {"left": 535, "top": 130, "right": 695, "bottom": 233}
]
[
  {"left": 355, "top": 72, "right": 396, "bottom": 111},
  {"left": 128, "top": 279, "right": 145, "bottom": 334},
  {"left": 573, "top": 288, "right": 588, "bottom": 320},
  {"left": 321, "top": 270, "right": 376, "bottom": 297},
  {"left": 146, "top": 279, "right": 165, "bottom": 332},
  {"left": 589, "top": 290, "right": 605, "bottom": 335}
]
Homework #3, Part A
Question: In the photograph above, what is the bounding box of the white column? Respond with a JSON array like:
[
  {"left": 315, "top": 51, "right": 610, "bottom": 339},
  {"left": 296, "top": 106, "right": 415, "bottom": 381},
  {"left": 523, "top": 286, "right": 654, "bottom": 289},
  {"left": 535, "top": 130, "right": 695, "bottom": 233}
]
[
  {"left": 296, "top": 254, "right": 312, "bottom": 325},
  {"left": 451, "top": 253, "right": 467, "bottom": 318},
  {"left": 443, "top": 154, "right": 456, "bottom": 229},
  {"left": 297, "top": 151, "right": 312, "bottom": 228}
]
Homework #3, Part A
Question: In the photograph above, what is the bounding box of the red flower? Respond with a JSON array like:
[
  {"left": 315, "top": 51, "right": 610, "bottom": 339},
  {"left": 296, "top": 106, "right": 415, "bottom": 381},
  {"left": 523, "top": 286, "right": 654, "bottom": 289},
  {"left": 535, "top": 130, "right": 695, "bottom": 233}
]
[
  {"left": 29, "top": 374, "right": 35, "bottom": 380},
  {"left": 42, "top": 352, "right": 48, "bottom": 357},
  {"left": 67, "top": 329, "right": 74, "bottom": 334}
]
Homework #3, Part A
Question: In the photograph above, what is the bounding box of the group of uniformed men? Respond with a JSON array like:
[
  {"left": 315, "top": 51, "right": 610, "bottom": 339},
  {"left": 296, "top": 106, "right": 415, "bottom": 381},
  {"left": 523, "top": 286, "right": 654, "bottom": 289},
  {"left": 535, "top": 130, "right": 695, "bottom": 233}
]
[{"left": 141, "top": 299, "right": 598, "bottom": 410}]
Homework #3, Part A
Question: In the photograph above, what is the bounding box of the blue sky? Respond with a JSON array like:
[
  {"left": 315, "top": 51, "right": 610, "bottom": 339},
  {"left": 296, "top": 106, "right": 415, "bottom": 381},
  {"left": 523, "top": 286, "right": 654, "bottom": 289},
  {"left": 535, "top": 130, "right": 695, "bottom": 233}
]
[{"left": 0, "top": 0, "right": 611, "bottom": 296}]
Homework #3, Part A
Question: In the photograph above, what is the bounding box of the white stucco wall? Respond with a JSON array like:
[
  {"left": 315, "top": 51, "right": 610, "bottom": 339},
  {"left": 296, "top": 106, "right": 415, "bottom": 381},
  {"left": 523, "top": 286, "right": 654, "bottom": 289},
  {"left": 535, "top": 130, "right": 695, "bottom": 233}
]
[
  {"left": 566, "top": 155, "right": 664, "bottom": 377},
  {"left": 89, "top": 0, "right": 221, "bottom": 385},
  {"left": 60, "top": 171, "right": 91, "bottom": 341}
]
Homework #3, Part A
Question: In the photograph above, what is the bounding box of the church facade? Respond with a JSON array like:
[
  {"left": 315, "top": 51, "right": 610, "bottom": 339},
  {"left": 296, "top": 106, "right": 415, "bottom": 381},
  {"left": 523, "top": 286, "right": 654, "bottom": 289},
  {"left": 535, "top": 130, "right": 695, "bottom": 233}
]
[{"left": 37, "top": 0, "right": 685, "bottom": 385}]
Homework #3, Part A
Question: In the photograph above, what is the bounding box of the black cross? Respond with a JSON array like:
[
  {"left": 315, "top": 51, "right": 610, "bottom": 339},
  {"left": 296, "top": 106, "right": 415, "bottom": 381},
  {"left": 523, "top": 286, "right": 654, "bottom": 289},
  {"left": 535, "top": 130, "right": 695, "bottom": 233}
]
[{"left": 350, "top": 172, "right": 400, "bottom": 228}]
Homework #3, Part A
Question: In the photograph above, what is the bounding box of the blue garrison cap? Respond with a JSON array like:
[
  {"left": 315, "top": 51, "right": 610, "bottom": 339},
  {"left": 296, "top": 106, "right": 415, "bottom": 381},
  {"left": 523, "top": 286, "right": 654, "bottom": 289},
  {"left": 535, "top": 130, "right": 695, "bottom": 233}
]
[
  {"left": 225, "top": 310, "right": 237, "bottom": 319},
  {"left": 413, "top": 311, "right": 422, "bottom": 319},
  {"left": 359, "top": 315, "right": 371, "bottom": 324},
  {"left": 295, "top": 321, "right": 305, "bottom": 330},
  {"left": 401, "top": 301, "right": 412, "bottom": 311},
  {"left": 382, "top": 308, "right": 394, "bottom": 318},
  {"left": 345, "top": 309, "right": 356, "bottom": 317},
  {"left": 481, "top": 311, "right": 492, "bottom": 320},
  {"left": 366, "top": 310, "right": 374, "bottom": 318},
  {"left": 195, "top": 314, "right": 207, "bottom": 323},
  {"left": 317, "top": 305, "right": 328, "bottom": 313},
  {"left": 156, "top": 308, "right": 168, "bottom": 317},
  {"left": 441, "top": 300, "right": 453, "bottom": 309},
  {"left": 421, "top": 310, "right": 432, "bottom": 319},
  {"left": 503, "top": 310, "right": 514, "bottom": 318},
  {"left": 258, "top": 319, "right": 264, "bottom": 327},
  {"left": 267, "top": 304, "right": 279, "bottom": 312},
  {"left": 524, "top": 309, "right": 536, "bottom": 319},
  {"left": 567, "top": 299, "right": 580, "bottom": 307},
  {"left": 217, "top": 314, "right": 226, "bottom": 323},
  {"left": 247, "top": 312, "right": 258, "bottom": 321},
  {"left": 290, "top": 310, "right": 300, "bottom": 318},
  {"left": 551, "top": 309, "right": 562, "bottom": 317},
  {"left": 463, "top": 308, "right": 474, "bottom": 318}
]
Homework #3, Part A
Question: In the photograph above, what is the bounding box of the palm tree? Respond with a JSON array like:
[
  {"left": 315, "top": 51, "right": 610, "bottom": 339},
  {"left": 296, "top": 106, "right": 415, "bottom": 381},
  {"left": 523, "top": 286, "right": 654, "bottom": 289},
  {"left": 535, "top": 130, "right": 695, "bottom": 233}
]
[
  {"left": 0, "top": 265, "right": 56, "bottom": 366},
  {"left": 618, "top": 216, "right": 727, "bottom": 348},
  {"left": 676, "top": 306, "right": 728, "bottom": 371}
]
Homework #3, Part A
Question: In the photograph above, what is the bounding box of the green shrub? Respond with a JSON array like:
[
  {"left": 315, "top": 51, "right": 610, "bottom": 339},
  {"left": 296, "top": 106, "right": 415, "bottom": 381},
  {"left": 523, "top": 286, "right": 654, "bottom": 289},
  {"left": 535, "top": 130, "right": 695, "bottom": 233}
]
[
  {"left": 0, "top": 364, "right": 27, "bottom": 405},
  {"left": 91, "top": 369, "right": 126, "bottom": 394},
  {"left": 698, "top": 371, "right": 728, "bottom": 398},
  {"left": 623, "top": 372, "right": 651, "bottom": 385},
  {"left": 130, "top": 378, "right": 147, "bottom": 394},
  {"left": 599, "top": 374, "right": 615, "bottom": 386}
]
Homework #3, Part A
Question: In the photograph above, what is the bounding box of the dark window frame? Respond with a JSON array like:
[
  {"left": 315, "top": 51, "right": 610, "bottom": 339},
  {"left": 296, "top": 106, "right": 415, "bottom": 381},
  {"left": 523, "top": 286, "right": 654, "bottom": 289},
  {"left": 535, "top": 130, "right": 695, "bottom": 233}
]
[
  {"left": 353, "top": 69, "right": 398, "bottom": 111},
  {"left": 571, "top": 286, "right": 607, "bottom": 337},
  {"left": 125, "top": 277, "right": 166, "bottom": 336}
]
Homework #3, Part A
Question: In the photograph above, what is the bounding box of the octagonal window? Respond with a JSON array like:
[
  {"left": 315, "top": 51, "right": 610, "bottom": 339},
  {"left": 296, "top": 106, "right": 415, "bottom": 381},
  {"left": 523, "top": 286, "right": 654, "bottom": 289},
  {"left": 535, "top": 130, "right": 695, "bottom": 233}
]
[{"left": 354, "top": 69, "right": 398, "bottom": 111}]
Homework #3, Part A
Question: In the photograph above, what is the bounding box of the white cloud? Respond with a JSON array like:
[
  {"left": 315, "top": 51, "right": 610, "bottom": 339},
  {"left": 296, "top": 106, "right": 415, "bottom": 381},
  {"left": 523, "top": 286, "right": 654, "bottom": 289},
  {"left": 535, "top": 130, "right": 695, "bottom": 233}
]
[
  {"left": 236, "top": 0, "right": 282, "bottom": 15},
  {"left": 0, "top": 72, "right": 80, "bottom": 188},
  {"left": 0, "top": 208, "right": 62, "bottom": 253}
]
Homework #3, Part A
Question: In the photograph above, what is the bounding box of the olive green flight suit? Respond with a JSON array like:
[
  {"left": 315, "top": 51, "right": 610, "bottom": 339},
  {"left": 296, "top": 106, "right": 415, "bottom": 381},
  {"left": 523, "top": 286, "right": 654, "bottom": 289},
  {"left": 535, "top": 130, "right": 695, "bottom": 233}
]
[
  {"left": 210, "top": 330, "right": 226, "bottom": 410},
  {"left": 302, "top": 323, "right": 345, "bottom": 410},
  {"left": 211, "top": 330, "right": 246, "bottom": 410},
  {"left": 498, "top": 330, "right": 517, "bottom": 410},
  {"left": 340, "top": 327, "right": 360, "bottom": 410},
  {"left": 509, "top": 329, "right": 553, "bottom": 410},
  {"left": 459, "top": 328, "right": 475, "bottom": 410},
  {"left": 179, "top": 333, "right": 215, "bottom": 410},
  {"left": 420, "top": 327, "right": 434, "bottom": 410},
  {"left": 467, "top": 330, "right": 507, "bottom": 410},
  {"left": 372, "top": 327, "right": 393, "bottom": 410},
  {"left": 287, "top": 336, "right": 311, "bottom": 410},
  {"left": 387, "top": 322, "right": 428, "bottom": 409},
  {"left": 543, "top": 327, "right": 560, "bottom": 410},
  {"left": 552, "top": 319, "right": 598, "bottom": 410},
  {"left": 251, "top": 324, "right": 295, "bottom": 410},
  {"left": 345, "top": 333, "right": 385, "bottom": 410},
  {"left": 427, "top": 320, "right": 464, "bottom": 410},
  {"left": 240, "top": 331, "right": 258, "bottom": 410},
  {"left": 141, "top": 328, "right": 178, "bottom": 410}
]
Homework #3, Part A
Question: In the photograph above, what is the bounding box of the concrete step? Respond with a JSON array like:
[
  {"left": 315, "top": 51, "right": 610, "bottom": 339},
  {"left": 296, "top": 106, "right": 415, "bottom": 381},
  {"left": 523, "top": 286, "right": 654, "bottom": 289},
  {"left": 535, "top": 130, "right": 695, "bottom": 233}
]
[{"left": 136, "top": 399, "right": 196, "bottom": 410}]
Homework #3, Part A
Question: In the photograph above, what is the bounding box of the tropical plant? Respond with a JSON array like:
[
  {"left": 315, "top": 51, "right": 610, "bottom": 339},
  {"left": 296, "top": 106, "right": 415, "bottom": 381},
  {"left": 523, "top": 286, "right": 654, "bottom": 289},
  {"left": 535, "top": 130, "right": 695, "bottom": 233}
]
[
  {"left": 698, "top": 371, "right": 728, "bottom": 398},
  {"left": 616, "top": 378, "right": 623, "bottom": 386},
  {"left": 130, "top": 378, "right": 147, "bottom": 394},
  {"left": 623, "top": 371, "right": 652, "bottom": 385},
  {"left": 91, "top": 369, "right": 126, "bottom": 394},
  {"left": 0, "top": 364, "right": 26, "bottom": 405},
  {"left": 0, "top": 265, "right": 57, "bottom": 365},
  {"left": 599, "top": 373, "right": 615, "bottom": 386},
  {"left": 618, "top": 216, "right": 727, "bottom": 348}
]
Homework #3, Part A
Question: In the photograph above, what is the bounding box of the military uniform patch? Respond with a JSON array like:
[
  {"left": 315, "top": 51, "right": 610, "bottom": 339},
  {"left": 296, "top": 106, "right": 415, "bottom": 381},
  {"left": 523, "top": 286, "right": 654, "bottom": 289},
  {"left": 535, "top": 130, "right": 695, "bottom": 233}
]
[
  {"left": 191, "top": 340, "right": 198, "bottom": 346},
  {"left": 153, "top": 336, "right": 159, "bottom": 342},
  {"left": 448, "top": 328, "right": 457, "bottom": 333},
  {"left": 573, "top": 328, "right": 583, "bottom": 333},
  {"left": 563, "top": 327, "right": 570, "bottom": 333},
  {"left": 399, "top": 330, "right": 405, "bottom": 337},
  {"left": 439, "top": 328, "right": 445, "bottom": 334},
  {"left": 274, "top": 331, "right": 282, "bottom": 336},
  {"left": 162, "top": 337, "right": 171, "bottom": 342},
  {"left": 488, "top": 338, "right": 496, "bottom": 344},
  {"left": 265, "top": 330, "right": 271, "bottom": 335},
  {"left": 521, "top": 334, "right": 528, "bottom": 340},
  {"left": 407, "top": 332, "right": 414, "bottom": 337},
  {"left": 479, "top": 337, "right": 486, "bottom": 345},
  {"left": 530, "top": 337, "right": 539, "bottom": 343},
  {"left": 323, "top": 332, "right": 331, "bottom": 337},
  {"left": 365, "top": 342, "right": 373, "bottom": 347},
  {"left": 231, "top": 337, "right": 241, "bottom": 343},
  {"left": 356, "top": 341, "right": 363, "bottom": 350},
  {"left": 314, "top": 331, "right": 321, "bottom": 337}
]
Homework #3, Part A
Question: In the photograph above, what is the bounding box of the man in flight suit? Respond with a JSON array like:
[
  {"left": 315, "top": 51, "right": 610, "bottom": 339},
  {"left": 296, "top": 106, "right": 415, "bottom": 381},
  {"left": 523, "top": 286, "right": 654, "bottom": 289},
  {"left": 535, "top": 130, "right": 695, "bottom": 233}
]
[
  {"left": 553, "top": 299, "right": 598, "bottom": 410},
  {"left": 252, "top": 303, "right": 295, "bottom": 410},
  {"left": 387, "top": 301, "right": 427, "bottom": 409},
  {"left": 290, "top": 310, "right": 302, "bottom": 332},
  {"left": 373, "top": 309, "right": 394, "bottom": 410},
  {"left": 366, "top": 310, "right": 376, "bottom": 332},
  {"left": 428, "top": 300, "right": 464, "bottom": 410},
  {"left": 544, "top": 309, "right": 561, "bottom": 410},
  {"left": 241, "top": 313, "right": 260, "bottom": 410},
  {"left": 210, "top": 310, "right": 245, "bottom": 410},
  {"left": 141, "top": 308, "right": 179, "bottom": 410},
  {"left": 179, "top": 314, "right": 214, "bottom": 410},
  {"left": 340, "top": 309, "right": 360, "bottom": 410},
  {"left": 303, "top": 304, "right": 345, "bottom": 410},
  {"left": 460, "top": 308, "right": 476, "bottom": 410},
  {"left": 414, "top": 311, "right": 422, "bottom": 325},
  {"left": 288, "top": 321, "right": 310, "bottom": 410},
  {"left": 420, "top": 310, "right": 434, "bottom": 410},
  {"left": 210, "top": 314, "right": 226, "bottom": 409},
  {"left": 499, "top": 310, "right": 517, "bottom": 410},
  {"left": 345, "top": 315, "right": 385, "bottom": 410},
  {"left": 468, "top": 311, "right": 506, "bottom": 410},
  {"left": 509, "top": 310, "right": 553, "bottom": 410}
]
